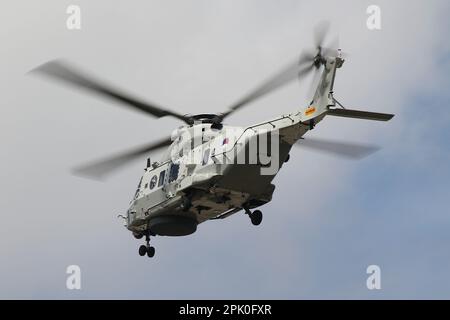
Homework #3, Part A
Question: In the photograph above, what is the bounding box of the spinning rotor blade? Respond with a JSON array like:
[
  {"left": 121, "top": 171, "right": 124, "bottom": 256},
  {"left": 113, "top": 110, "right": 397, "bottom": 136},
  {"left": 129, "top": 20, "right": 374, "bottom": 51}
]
[
  {"left": 312, "top": 21, "right": 348, "bottom": 57},
  {"left": 296, "top": 137, "right": 380, "bottom": 159},
  {"left": 297, "top": 62, "right": 315, "bottom": 79},
  {"left": 321, "top": 37, "right": 350, "bottom": 59},
  {"left": 314, "top": 20, "right": 330, "bottom": 49},
  {"left": 30, "top": 60, "right": 191, "bottom": 124},
  {"left": 220, "top": 58, "right": 309, "bottom": 119},
  {"left": 72, "top": 137, "right": 172, "bottom": 180},
  {"left": 301, "top": 22, "right": 349, "bottom": 99},
  {"left": 322, "top": 35, "right": 339, "bottom": 57},
  {"left": 219, "top": 21, "right": 344, "bottom": 121},
  {"left": 303, "top": 61, "right": 323, "bottom": 97}
]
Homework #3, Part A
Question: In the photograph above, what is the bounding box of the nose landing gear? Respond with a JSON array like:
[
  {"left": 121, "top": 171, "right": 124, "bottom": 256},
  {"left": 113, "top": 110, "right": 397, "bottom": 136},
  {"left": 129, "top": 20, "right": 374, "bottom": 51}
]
[{"left": 138, "top": 233, "right": 156, "bottom": 258}]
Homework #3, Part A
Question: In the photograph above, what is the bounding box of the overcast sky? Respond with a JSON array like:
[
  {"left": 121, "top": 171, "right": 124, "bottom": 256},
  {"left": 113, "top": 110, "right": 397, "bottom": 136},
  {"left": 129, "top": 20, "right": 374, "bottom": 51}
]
[{"left": 1, "top": 0, "right": 449, "bottom": 299}]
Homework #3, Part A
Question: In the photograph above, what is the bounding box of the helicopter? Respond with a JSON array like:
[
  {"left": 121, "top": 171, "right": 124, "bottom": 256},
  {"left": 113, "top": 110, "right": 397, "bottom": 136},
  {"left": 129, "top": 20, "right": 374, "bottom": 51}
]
[{"left": 31, "top": 24, "right": 394, "bottom": 258}]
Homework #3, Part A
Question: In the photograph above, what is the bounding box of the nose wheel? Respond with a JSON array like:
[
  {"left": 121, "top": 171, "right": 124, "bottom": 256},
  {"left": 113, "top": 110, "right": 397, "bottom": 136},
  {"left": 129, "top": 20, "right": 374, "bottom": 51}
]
[
  {"left": 138, "top": 234, "right": 156, "bottom": 258},
  {"left": 244, "top": 208, "right": 263, "bottom": 226}
]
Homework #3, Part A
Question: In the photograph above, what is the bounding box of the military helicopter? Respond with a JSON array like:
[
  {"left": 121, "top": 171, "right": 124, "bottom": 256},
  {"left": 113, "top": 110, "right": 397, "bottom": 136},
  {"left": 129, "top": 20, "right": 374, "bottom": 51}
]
[{"left": 31, "top": 24, "right": 393, "bottom": 258}]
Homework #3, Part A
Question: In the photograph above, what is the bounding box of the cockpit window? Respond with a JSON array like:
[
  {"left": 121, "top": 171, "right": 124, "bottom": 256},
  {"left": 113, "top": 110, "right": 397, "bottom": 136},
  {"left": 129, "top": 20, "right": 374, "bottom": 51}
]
[
  {"left": 169, "top": 164, "right": 179, "bottom": 183},
  {"left": 134, "top": 177, "right": 143, "bottom": 199},
  {"left": 158, "top": 170, "right": 166, "bottom": 187},
  {"left": 149, "top": 175, "right": 158, "bottom": 189}
]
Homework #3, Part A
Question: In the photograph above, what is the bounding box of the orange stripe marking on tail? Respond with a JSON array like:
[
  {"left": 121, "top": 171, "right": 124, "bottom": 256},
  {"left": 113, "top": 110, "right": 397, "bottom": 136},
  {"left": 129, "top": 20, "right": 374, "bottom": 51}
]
[{"left": 305, "top": 106, "right": 316, "bottom": 116}]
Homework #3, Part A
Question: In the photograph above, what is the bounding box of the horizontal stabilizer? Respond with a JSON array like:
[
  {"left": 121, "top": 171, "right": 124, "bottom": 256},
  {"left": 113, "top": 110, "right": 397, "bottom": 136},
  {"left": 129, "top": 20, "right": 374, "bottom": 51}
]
[{"left": 327, "top": 108, "right": 394, "bottom": 121}]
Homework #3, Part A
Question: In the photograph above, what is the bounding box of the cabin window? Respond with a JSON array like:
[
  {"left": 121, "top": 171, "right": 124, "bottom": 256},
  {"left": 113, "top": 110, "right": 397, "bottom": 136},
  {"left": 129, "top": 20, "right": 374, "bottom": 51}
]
[
  {"left": 202, "top": 148, "right": 210, "bottom": 165},
  {"left": 169, "top": 164, "right": 179, "bottom": 183},
  {"left": 158, "top": 170, "right": 166, "bottom": 187},
  {"left": 149, "top": 175, "right": 157, "bottom": 189}
]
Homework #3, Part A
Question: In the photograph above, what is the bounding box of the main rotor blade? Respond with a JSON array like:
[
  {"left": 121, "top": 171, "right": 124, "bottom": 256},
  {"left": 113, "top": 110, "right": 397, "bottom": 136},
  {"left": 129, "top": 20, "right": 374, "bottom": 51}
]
[
  {"left": 30, "top": 60, "right": 191, "bottom": 123},
  {"left": 221, "top": 57, "right": 313, "bottom": 119},
  {"left": 72, "top": 137, "right": 173, "bottom": 180},
  {"left": 295, "top": 137, "right": 380, "bottom": 159}
]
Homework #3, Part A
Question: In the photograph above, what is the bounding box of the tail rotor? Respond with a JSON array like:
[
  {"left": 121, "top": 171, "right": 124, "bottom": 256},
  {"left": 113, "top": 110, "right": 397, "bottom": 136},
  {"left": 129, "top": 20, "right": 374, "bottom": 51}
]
[{"left": 296, "top": 21, "right": 345, "bottom": 98}]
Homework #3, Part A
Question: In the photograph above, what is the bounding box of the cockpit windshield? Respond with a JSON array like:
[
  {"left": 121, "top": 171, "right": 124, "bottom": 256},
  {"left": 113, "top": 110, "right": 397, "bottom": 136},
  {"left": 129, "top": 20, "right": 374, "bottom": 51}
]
[{"left": 133, "top": 177, "right": 143, "bottom": 199}]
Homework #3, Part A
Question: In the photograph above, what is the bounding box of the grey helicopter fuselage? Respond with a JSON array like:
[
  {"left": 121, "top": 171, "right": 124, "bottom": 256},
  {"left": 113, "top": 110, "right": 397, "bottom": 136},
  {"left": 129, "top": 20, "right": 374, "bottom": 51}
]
[{"left": 125, "top": 56, "right": 341, "bottom": 239}]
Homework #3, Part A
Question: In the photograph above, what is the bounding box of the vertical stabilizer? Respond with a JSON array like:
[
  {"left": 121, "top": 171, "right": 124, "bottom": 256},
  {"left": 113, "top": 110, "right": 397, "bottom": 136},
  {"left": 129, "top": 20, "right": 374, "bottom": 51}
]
[{"left": 301, "top": 56, "right": 344, "bottom": 122}]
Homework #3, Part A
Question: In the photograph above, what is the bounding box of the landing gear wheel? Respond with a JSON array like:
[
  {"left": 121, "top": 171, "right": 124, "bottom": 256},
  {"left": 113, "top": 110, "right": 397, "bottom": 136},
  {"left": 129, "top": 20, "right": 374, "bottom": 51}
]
[
  {"left": 147, "top": 246, "right": 155, "bottom": 258},
  {"left": 250, "top": 210, "right": 263, "bottom": 226},
  {"left": 138, "top": 245, "right": 147, "bottom": 256},
  {"left": 138, "top": 233, "right": 156, "bottom": 258}
]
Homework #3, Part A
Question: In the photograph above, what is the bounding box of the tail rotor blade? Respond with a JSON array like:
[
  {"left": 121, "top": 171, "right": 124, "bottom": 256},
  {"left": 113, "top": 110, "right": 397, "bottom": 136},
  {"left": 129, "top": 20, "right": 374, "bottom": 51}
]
[
  {"left": 297, "top": 63, "right": 314, "bottom": 81},
  {"left": 306, "top": 67, "right": 322, "bottom": 98},
  {"left": 313, "top": 20, "right": 330, "bottom": 49},
  {"left": 298, "top": 49, "right": 316, "bottom": 66}
]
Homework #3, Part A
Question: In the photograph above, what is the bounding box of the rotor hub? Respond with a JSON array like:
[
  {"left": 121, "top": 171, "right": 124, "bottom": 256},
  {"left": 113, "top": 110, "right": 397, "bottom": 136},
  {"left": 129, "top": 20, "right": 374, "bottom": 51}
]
[
  {"left": 313, "top": 47, "right": 326, "bottom": 68},
  {"left": 188, "top": 113, "right": 223, "bottom": 125}
]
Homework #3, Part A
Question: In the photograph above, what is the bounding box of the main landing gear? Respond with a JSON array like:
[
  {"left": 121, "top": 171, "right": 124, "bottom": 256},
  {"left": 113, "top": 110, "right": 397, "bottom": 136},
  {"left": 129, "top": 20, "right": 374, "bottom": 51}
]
[
  {"left": 138, "top": 233, "right": 155, "bottom": 258},
  {"left": 244, "top": 208, "right": 263, "bottom": 226}
]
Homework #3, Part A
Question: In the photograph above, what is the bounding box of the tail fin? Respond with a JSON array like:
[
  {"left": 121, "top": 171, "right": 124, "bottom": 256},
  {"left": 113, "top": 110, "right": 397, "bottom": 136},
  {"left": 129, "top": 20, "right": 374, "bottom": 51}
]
[
  {"left": 311, "top": 57, "right": 343, "bottom": 108},
  {"left": 301, "top": 56, "right": 394, "bottom": 124},
  {"left": 301, "top": 56, "right": 343, "bottom": 122}
]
